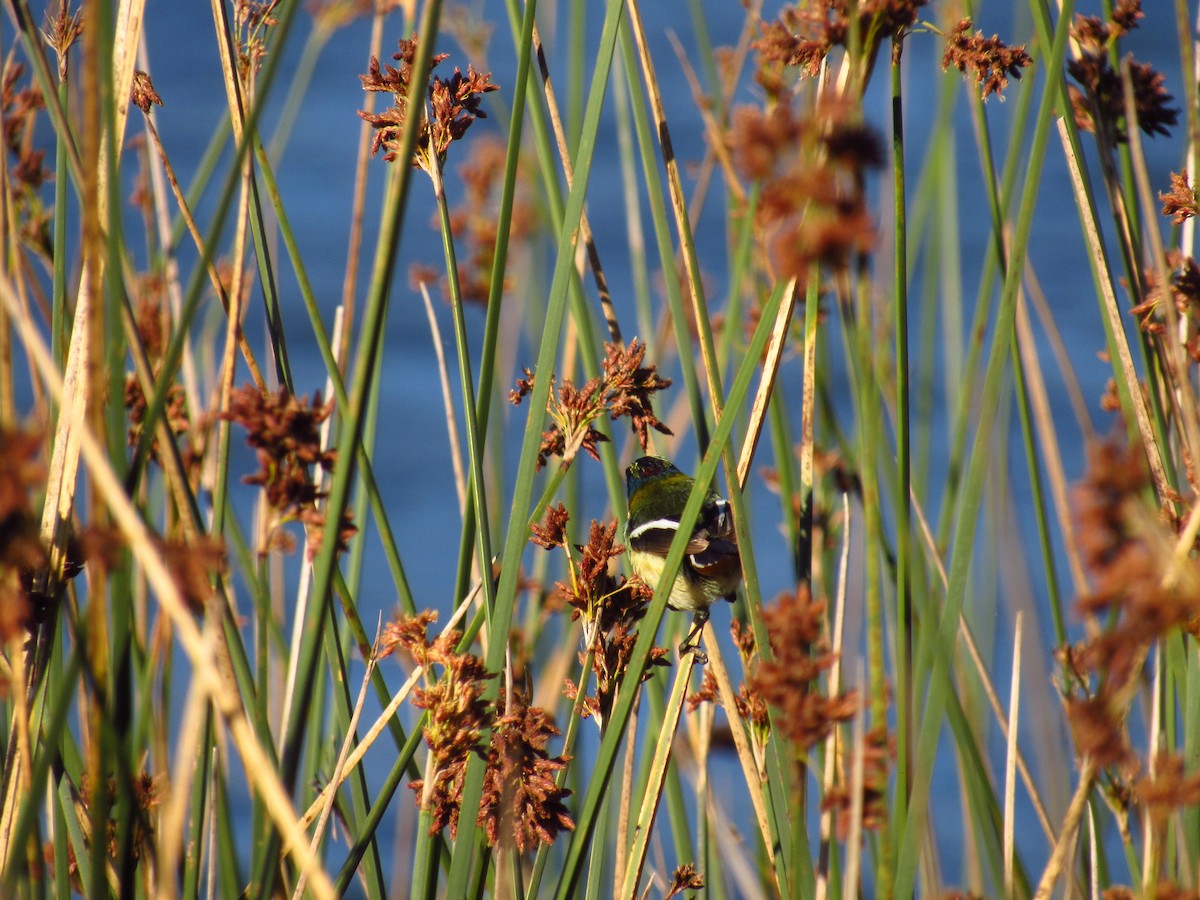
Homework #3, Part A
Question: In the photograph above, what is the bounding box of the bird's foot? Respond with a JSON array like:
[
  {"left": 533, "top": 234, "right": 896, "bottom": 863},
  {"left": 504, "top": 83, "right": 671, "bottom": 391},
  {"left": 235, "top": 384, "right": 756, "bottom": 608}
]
[
  {"left": 679, "top": 611, "right": 710, "bottom": 664},
  {"left": 678, "top": 639, "right": 708, "bottom": 665}
]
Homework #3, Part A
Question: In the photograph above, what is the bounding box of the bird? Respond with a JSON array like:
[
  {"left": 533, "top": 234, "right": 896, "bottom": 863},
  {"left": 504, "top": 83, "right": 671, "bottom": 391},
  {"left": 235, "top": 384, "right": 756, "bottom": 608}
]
[{"left": 624, "top": 456, "right": 742, "bottom": 662}]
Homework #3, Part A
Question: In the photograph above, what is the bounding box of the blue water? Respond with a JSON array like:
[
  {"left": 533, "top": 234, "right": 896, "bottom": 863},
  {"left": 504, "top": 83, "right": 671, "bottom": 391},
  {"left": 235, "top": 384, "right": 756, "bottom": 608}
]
[{"left": 37, "top": 0, "right": 1190, "bottom": 894}]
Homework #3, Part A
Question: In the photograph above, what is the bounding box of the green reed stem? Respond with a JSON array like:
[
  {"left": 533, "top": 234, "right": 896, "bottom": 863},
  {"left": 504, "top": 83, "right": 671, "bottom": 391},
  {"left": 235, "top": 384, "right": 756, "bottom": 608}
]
[{"left": 890, "top": 36, "right": 913, "bottom": 859}]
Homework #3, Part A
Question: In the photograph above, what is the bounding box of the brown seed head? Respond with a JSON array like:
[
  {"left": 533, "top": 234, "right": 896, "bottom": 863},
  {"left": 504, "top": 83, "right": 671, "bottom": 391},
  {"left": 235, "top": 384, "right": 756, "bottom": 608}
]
[
  {"left": 665, "top": 864, "right": 705, "bottom": 898},
  {"left": 940, "top": 17, "right": 1032, "bottom": 101},
  {"left": 130, "top": 70, "right": 163, "bottom": 115},
  {"left": 1160, "top": 171, "right": 1199, "bottom": 224},
  {"left": 478, "top": 692, "right": 574, "bottom": 852}
]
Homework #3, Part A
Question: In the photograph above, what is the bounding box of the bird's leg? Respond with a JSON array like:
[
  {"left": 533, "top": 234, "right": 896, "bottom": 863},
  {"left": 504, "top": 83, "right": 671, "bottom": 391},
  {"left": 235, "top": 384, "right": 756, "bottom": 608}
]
[{"left": 679, "top": 609, "right": 710, "bottom": 664}]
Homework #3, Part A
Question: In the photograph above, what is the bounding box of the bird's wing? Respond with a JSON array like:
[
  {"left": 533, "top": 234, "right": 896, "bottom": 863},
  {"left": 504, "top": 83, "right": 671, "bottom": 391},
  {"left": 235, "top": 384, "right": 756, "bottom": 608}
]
[
  {"left": 629, "top": 497, "right": 737, "bottom": 559},
  {"left": 688, "top": 537, "right": 739, "bottom": 576},
  {"left": 687, "top": 497, "right": 739, "bottom": 572},
  {"left": 627, "top": 517, "right": 683, "bottom": 556}
]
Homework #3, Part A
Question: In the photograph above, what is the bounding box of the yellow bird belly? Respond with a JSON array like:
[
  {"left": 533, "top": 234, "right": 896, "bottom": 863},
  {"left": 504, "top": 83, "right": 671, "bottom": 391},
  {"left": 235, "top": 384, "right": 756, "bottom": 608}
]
[{"left": 628, "top": 548, "right": 730, "bottom": 612}]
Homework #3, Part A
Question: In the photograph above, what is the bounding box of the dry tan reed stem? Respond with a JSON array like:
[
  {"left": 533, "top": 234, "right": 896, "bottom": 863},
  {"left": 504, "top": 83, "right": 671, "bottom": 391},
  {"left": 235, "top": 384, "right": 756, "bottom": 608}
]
[
  {"left": 1122, "top": 61, "right": 1200, "bottom": 482},
  {"left": 626, "top": 0, "right": 723, "bottom": 415},
  {"left": 1055, "top": 117, "right": 1171, "bottom": 501},
  {"left": 701, "top": 627, "right": 779, "bottom": 885},
  {"left": 137, "top": 42, "right": 202, "bottom": 423},
  {"left": 816, "top": 492, "right": 852, "bottom": 900},
  {"left": 615, "top": 686, "right": 639, "bottom": 896},
  {"left": 529, "top": 22, "right": 621, "bottom": 343},
  {"left": 737, "top": 279, "right": 798, "bottom": 490},
  {"left": 420, "top": 282, "right": 467, "bottom": 514},
  {"left": 1004, "top": 611, "right": 1023, "bottom": 898},
  {"left": 1034, "top": 759, "right": 1097, "bottom": 899},
  {"left": 157, "top": 641, "right": 213, "bottom": 897},
  {"left": 618, "top": 646, "right": 697, "bottom": 900},
  {"left": 337, "top": 9, "right": 387, "bottom": 366}
]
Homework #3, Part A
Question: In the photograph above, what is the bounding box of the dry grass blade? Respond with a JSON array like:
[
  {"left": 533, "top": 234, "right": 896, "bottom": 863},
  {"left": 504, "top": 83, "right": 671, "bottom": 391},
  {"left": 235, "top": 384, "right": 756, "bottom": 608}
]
[
  {"left": 663, "top": 31, "right": 745, "bottom": 207},
  {"left": 294, "top": 651, "right": 378, "bottom": 900},
  {"left": 157, "top": 644, "right": 214, "bottom": 896},
  {"left": 701, "top": 790, "right": 770, "bottom": 900},
  {"left": 737, "top": 278, "right": 798, "bottom": 490},
  {"left": 140, "top": 112, "right": 266, "bottom": 391},
  {"left": 1140, "top": 642, "right": 1162, "bottom": 896},
  {"left": 3, "top": 640, "right": 31, "bottom": 861},
  {"left": 530, "top": 22, "right": 621, "bottom": 343},
  {"left": 910, "top": 485, "right": 1056, "bottom": 844},
  {"left": 841, "top": 663, "right": 866, "bottom": 900},
  {"left": 618, "top": 648, "right": 698, "bottom": 900},
  {"left": 420, "top": 281, "right": 467, "bottom": 514},
  {"left": 337, "top": 8, "right": 388, "bottom": 363},
  {"left": 1055, "top": 117, "right": 1171, "bottom": 501},
  {"left": 1034, "top": 759, "right": 1097, "bottom": 899},
  {"left": 1018, "top": 273, "right": 1090, "bottom": 596},
  {"left": 279, "top": 306, "right": 345, "bottom": 742},
  {"left": 1087, "top": 804, "right": 1099, "bottom": 900},
  {"left": 615, "top": 688, "right": 640, "bottom": 893},
  {"left": 816, "top": 492, "right": 851, "bottom": 900},
  {"left": 702, "top": 625, "right": 778, "bottom": 883},
  {"left": 1022, "top": 262, "right": 1095, "bottom": 441},
  {"left": 1004, "top": 611, "right": 1022, "bottom": 899}
]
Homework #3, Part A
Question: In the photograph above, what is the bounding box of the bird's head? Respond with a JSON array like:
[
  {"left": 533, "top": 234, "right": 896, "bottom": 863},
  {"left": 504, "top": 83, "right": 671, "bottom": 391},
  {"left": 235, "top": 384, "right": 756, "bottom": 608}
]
[{"left": 625, "top": 456, "right": 683, "bottom": 501}]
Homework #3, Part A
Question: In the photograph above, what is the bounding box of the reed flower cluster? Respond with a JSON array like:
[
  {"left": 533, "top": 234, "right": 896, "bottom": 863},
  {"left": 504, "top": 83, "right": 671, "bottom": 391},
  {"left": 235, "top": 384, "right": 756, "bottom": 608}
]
[
  {"left": 223, "top": 385, "right": 354, "bottom": 558},
  {"left": 381, "top": 610, "right": 494, "bottom": 836},
  {"left": 1159, "top": 171, "right": 1199, "bottom": 225},
  {"left": 479, "top": 691, "right": 574, "bottom": 852},
  {"left": 940, "top": 18, "right": 1032, "bottom": 101},
  {"left": 750, "top": 584, "right": 857, "bottom": 752},
  {"left": 1064, "top": 439, "right": 1200, "bottom": 770},
  {"left": 2, "top": 61, "right": 51, "bottom": 255},
  {"left": 1068, "top": 0, "right": 1177, "bottom": 141},
  {"left": 531, "top": 505, "right": 666, "bottom": 725},
  {"left": 381, "top": 612, "right": 573, "bottom": 850},
  {"left": 730, "top": 96, "right": 883, "bottom": 282},
  {"left": 753, "top": 0, "right": 927, "bottom": 90},
  {"left": 442, "top": 135, "right": 538, "bottom": 305},
  {"left": 359, "top": 33, "right": 497, "bottom": 174},
  {"left": 510, "top": 339, "right": 671, "bottom": 470}
]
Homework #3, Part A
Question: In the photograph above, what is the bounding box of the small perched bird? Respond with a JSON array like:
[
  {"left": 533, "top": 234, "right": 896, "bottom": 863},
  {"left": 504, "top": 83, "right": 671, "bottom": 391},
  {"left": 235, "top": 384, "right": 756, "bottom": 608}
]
[{"left": 624, "top": 456, "right": 742, "bottom": 662}]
